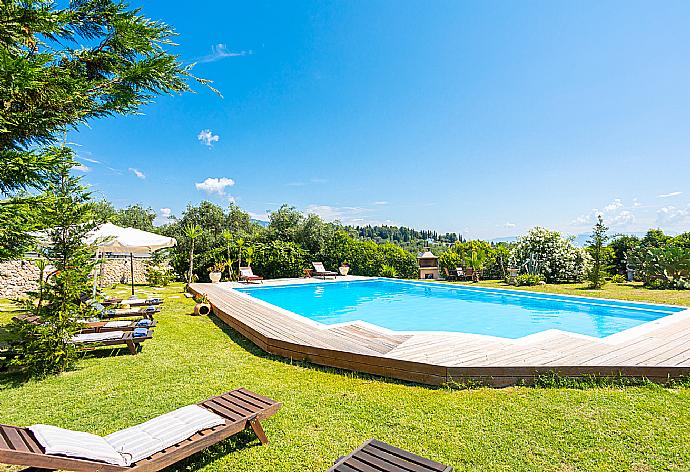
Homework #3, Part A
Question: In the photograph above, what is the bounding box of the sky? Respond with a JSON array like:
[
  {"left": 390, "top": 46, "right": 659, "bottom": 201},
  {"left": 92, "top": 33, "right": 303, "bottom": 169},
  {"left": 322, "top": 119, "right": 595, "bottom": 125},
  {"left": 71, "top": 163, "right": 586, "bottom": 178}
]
[{"left": 71, "top": 1, "right": 690, "bottom": 239}]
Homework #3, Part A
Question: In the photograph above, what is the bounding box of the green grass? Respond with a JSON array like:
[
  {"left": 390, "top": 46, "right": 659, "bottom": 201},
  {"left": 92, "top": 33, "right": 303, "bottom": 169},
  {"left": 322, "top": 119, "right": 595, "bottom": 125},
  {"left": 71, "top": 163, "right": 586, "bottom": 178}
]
[
  {"left": 445, "top": 279, "right": 690, "bottom": 307},
  {"left": 1, "top": 283, "right": 690, "bottom": 471}
]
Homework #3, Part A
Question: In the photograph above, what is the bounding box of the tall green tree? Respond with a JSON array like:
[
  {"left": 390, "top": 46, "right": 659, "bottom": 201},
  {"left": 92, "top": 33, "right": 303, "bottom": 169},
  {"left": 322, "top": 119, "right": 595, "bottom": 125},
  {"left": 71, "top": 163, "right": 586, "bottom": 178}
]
[
  {"left": 9, "top": 147, "right": 97, "bottom": 375},
  {"left": 1, "top": 0, "right": 207, "bottom": 260},
  {"left": 587, "top": 215, "right": 609, "bottom": 289}
]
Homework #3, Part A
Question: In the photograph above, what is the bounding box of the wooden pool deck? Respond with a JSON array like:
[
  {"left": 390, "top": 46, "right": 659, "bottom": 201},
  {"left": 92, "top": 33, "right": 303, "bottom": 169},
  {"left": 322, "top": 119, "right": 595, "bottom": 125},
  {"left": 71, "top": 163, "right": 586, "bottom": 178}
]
[{"left": 189, "top": 279, "right": 690, "bottom": 387}]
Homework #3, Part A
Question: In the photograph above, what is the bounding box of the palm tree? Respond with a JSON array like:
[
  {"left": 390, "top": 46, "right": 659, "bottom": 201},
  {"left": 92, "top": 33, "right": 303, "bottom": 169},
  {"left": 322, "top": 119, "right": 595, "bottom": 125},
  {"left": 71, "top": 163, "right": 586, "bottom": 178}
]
[
  {"left": 465, "top": 249, "right": 487, "bottom": 283},
  {"left": 245, "top": 246, "right": 254, "bottom": 267},
  {"left": 183, "top": 224, "right": 203, "bottom": 285},
  {"left": 236, "top": 237, "right": 245, "bottom": 270},
  {"left": 221, "top": 229, "right": 233, "bottom": 280}
]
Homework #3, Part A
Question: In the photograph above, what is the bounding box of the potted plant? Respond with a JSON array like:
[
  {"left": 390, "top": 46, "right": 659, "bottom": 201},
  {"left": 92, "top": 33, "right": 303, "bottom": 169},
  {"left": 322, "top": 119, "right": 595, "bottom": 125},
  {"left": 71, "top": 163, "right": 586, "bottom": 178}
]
[
  {"left": 208, "top": 261, "right": 225, "bottom": 283},
  {"left": 339, "top": 261, "right": 350, "bottom": 276},
  {"left": 193, "top": 293, "right": 211, "bottom": 315}
]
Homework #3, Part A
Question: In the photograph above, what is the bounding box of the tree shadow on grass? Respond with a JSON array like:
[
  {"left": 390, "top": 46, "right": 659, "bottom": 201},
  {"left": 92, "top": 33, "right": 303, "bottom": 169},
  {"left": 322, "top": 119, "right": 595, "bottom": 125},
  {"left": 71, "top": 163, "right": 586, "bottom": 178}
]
[
  {"left": 207, "top": 314, "right": 443, "bottom": 391},
  {"left": 0, "top": 345, "right": 144, "bottom": 389}
]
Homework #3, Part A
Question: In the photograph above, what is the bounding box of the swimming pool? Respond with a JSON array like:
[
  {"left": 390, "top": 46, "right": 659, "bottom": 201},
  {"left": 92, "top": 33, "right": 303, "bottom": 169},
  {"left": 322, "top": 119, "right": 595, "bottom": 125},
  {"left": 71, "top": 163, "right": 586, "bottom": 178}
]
[{"left": 236, "top": 279, "right": 685, "bottom": 339}]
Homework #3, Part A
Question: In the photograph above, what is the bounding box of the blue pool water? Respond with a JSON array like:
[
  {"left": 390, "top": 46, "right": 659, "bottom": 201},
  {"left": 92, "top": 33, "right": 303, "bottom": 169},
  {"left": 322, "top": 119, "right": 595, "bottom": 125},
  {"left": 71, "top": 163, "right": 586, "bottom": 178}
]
[{"left": 237, "top": 279, "right": 685, "bottom": 339}]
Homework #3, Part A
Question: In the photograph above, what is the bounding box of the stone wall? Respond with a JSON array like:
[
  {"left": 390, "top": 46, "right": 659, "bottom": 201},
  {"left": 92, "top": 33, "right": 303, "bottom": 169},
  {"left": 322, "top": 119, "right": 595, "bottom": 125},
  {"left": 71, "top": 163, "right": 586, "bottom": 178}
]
[
  {"left": 97, "top": 257, "right": 148, "bottom": 287},
  {"left": 0, "top": 260, "right": 40, "bottom": 299},
  {"left": 0, "top": 257, "right": 150, "bottom": 298}
]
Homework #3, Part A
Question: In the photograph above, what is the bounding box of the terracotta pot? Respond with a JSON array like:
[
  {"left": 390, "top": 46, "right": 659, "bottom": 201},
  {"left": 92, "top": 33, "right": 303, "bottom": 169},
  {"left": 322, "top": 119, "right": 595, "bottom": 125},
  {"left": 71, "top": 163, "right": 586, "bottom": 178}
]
[
  {"left": 339, "top": 266, "right": 350, "bottom": 276},
  {"left": 194, "top": 303, "right": 211, "bottom": 316},
  {"left": 209, "top": 272, "right": 222, "bottom": 283}
]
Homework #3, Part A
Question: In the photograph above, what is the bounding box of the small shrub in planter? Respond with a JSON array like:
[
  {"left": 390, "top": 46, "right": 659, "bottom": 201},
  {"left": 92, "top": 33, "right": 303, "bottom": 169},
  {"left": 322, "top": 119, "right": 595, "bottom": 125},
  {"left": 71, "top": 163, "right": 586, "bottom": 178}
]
[{"left": 515, "top": 274, "right": 545, "bottom": 286}]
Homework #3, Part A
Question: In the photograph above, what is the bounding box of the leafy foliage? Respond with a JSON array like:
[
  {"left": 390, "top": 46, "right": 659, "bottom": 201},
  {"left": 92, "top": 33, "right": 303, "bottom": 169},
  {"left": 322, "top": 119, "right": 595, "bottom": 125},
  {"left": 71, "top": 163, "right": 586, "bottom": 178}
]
[
  {"left": 0, "top": 0, "right": 206, "bottom": 261},
  {"left": 510, "top": 227, "right": 591, "bottom": 283},
  {"left": 586, "top": 215, "right": 609, "bottom": 289},
  {"left": 251, "top": 240, "right": 309, "bottom": 279},
  {"left": 8, "top": 149, "right": 97, "bottom": 375},
  {"left": 379, "top": 264, "right": 398, "bottom": 278},
  {"left": 629, "top": 246, "right": 690, "bottom": 289},
  {"left": 515, "top": 273, "right": 545, "bottom": 286},
  {"left": 91, "top": 201, "right": 157, "bottom": 231}
]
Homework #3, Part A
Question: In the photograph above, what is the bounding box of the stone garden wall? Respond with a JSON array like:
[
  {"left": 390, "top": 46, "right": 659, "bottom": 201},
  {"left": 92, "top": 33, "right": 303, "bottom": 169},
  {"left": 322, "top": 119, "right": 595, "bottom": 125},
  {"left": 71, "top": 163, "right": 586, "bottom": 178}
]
[{"left": 0, "top": 257, "right": 149, "bottom": 299}]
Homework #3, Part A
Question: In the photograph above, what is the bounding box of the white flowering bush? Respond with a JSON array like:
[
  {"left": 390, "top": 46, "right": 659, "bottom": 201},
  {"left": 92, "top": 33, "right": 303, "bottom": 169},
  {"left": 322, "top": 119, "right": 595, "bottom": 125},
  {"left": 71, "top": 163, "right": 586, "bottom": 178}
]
[{"left": 510, "top": 227, "right": 591, "bottom": 283}]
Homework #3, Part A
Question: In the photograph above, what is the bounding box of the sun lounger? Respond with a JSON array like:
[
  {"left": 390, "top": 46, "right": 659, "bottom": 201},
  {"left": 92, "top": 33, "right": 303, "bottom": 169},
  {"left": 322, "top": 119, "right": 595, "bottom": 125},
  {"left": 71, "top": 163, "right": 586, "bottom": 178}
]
[
  {"left": 0, "top": 388, "right": 281, "bottom": 472},
  {"left": 70, "top": 329, "right": 153, "bottom": 355},
  {"left": 13, "top": 315, "right": 156, "bottom": 333},
  {"left": 98, "top": 304, "right": 160, "bottom": 320},
  {"left": 239, "top": 267, "right": 264, "bottom": 284},
  {"left": 101, "top": 297, "right": 164, "bottom": 307},
  {"left": 312, "top": 262, "right": 338, "bottom": 279},
  {"left": 328, "top": 438, "right": 452, "bottom": 472}
]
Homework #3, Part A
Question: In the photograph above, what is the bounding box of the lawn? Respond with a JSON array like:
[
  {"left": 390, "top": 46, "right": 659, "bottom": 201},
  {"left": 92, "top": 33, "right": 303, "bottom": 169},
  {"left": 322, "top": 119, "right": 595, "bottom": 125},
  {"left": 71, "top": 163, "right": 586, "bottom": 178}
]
[
  {"left": 446, "top": 279, "right": 690, "bottom": 307},
  {"left": 1, "top": 282, "right": 689, "bottom": 471}
]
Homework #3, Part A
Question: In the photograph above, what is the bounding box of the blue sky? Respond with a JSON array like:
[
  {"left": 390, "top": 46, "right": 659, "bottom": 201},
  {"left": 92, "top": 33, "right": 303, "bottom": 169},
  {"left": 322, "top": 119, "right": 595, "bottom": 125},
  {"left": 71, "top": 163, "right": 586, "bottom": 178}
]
[{"left": 72, "top": 1, "right": 690, "bottom": 239}]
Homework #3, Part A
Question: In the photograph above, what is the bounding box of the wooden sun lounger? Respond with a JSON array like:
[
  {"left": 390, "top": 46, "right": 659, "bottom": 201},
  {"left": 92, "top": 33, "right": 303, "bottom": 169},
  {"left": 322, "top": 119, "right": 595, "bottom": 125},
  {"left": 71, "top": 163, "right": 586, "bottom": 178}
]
[
  {"left": 239, "top": 267, "right": 264, "bottom": 284},
  {"left": 312, "top": 262, "right": 338, "bottom": 279},
  {"left": 328, "top": 438, "right": 452, "bottom": 472},
  {"left": 103, "top": 306, "right": 160, "bottom": 320},
  {"left": 74, "top": 330, "right": 153, "bottom": 355},
  {"left": 0, "top": 388, "right": 281, "bottom": 472},
  {"left": 101, "top": 298, "right": 164, "bottom": 307},
  {"left": 12, "top": 315, "right": 156, "bottom": 334}
]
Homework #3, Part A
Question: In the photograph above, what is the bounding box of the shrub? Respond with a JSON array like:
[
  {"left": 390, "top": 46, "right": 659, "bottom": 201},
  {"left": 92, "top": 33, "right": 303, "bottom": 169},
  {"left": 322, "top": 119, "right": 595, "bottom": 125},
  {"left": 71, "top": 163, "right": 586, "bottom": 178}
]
[
  {"left": 145, "top": 264, "right": 175, "bottom": 286},
  {"left": 510, "top": 227, "right": 591, "bottom": 283},
  {"left": 252, "top": 240, "right": 309, "bottom": 279},
  {"left": 379, "top": 264, "right": 398, "bottom": 278},
  {"left": 610, "top": 274, "right": 626, "bottom": 284},
  {"left": 378, "top": 243, "right": 418, "bottom": 279},
  {"left": 515, "top": 274, "right": 544, "bottom": 286},
  {"left": 438, "top": 251, "right": 464, "bottom": 275},
  {"left": 629, "top": 246, "right": 690, "bottom": 289}
]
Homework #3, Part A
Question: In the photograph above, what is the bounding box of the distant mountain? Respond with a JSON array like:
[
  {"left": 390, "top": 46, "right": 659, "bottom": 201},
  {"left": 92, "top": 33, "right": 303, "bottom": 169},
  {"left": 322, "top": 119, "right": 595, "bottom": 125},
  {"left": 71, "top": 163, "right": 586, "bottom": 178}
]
[
  {"left": 491, "top": 231, "right": 650, "bottom": 248},
  {"left": 251, "top": 219, "right": 269, "bottom": 227}
]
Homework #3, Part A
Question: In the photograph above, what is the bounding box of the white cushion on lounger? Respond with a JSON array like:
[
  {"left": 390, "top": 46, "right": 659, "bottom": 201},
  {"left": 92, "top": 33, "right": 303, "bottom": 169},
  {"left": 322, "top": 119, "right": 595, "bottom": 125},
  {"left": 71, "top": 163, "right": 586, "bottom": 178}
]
[
  {"left": 71, "top": 331, "right": 125, "bottom": 343},
  {"left": 29, "top": 424, "right": 127, "bottom": 466},
  {"left": 105, "top": 405, "right": 225, "bottom": 465},
  {"left": 103, "top": 320, "right": 133, "bottom": 328}
]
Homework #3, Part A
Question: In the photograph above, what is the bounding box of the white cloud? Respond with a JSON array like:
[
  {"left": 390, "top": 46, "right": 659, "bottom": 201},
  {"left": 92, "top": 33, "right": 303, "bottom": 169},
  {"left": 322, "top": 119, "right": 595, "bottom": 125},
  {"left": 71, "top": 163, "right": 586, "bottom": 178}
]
[
  {"left": 603, "top": 198, "right": 623, "bottom": 212},
  {"left": 572, "top": 198, "right": 635, "bottom": 229},
  {"left": 197, "top": 44, "right": 250, "bottom": 64},
  {"left": 310, "top": 177, "right": 328, "bottom": 184},
  {"left": 286, "top": 181, "right": 306, "bottom": 187},
  {"left": 656, "top": 205, "right": 690, "bottom": 226},
  {"left": 504, "top": 222, "right": 516, "bottom": 228},
  {"left": 373, "top": 201, "right": 389, "bottom": 205},
  {"left": 609, "top": 210, "right": 635, "bottom": 226},
  {"left": 154, "top": 207, "right": 173, "bottom": 226},
  {"left": 248, "top": 211, "right": 270, "bottom": 222},
  {"left": 658, "top": 191, "right": 683, "bottom": 198},
  {"left": 80, "top": 156, "right": 100, "bottom": 164},
  {"left": 73, "top": 164, "right": 90, "bottom": 172},
  {"left": 128, "top": 168, "right": 145, "bottom": 179},
  {"left": 197, "top": 129, "right": 220, "bottom": 147},
  {"left": 305, "top": 204, "right": 394, "bottom": 226},
  {"left": 195, "top": 177, "right": 235, "bottom": 196}
]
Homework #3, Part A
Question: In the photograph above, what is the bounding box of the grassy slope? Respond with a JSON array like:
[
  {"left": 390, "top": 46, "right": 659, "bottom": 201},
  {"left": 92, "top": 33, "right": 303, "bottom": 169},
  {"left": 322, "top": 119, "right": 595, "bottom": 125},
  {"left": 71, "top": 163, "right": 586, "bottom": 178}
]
[{"left": 0, "top": 283, "right": 688, "bottom": 471}]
